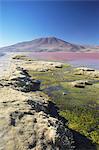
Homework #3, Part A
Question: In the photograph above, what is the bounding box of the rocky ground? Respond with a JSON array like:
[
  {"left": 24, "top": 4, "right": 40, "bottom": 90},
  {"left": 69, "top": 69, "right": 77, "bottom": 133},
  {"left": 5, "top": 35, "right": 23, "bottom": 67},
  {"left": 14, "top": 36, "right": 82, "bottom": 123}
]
[
  {"left": 0, "top": 57, "right": 75, "bottom": 150},
  {"left": 74, "top": 67, "right": 99, "bottom": 78}
]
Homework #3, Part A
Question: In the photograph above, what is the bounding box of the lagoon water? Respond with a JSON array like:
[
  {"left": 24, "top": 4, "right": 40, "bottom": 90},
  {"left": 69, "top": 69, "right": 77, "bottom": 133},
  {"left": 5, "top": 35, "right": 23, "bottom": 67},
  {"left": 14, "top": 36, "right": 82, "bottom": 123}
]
[
  {"left": 28, "top": 52, "right": 99, "bottom": 69},
  {"left": 68, "top": 59, "right": 99, "bottom": 69},
  {"left": 0, "top": 53, "right": 11, "bottom": 77}
]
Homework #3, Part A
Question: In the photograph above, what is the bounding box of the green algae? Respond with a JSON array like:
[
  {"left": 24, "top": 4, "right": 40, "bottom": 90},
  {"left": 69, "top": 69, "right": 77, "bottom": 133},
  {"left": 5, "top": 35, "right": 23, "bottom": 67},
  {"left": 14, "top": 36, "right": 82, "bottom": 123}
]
[{"left": 28, "top": 64, "right": 99, "bottom": 145}]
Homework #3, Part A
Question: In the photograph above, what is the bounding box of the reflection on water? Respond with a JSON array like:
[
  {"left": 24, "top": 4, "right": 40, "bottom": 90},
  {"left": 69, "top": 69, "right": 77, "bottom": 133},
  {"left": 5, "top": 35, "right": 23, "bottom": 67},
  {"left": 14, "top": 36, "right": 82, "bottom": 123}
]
[{"left": 68, "top": 59, "right": 99, "bottom": 69}]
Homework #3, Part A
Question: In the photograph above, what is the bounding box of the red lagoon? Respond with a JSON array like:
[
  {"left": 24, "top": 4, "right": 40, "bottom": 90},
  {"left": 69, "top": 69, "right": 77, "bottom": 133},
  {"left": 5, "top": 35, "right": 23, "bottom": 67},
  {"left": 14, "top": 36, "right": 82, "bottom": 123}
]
[
  {"left": 29, "top": 52, "right": 99, "bottom": 61},
  {"left": 28, "top": 52, "right": 99, "bottom": 69}
]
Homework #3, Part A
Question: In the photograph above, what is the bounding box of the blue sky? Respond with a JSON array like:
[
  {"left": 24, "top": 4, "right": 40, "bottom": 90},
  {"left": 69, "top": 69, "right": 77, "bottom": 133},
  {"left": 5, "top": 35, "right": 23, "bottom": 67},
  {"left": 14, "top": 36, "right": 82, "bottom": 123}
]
[{"left": 0, "top": 1, "right": 99, "bottom": 47}]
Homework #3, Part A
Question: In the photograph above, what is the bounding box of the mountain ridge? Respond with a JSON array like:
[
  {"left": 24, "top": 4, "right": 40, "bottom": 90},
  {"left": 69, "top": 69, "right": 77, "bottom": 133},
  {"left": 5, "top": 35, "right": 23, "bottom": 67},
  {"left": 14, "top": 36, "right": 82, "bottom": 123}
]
[
  {"left": 0, "top": 37, "right": 98, "bottom": 52},
  {"left": 0, "top": 37, "right": 85, "bottom": 52}
]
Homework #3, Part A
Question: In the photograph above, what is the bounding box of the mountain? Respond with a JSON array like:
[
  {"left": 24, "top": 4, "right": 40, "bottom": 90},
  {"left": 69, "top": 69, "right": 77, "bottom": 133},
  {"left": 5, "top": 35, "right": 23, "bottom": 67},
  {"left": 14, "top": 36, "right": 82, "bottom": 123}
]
[{"left": 0, "top": 37, "right": 86, "bottom": 52}]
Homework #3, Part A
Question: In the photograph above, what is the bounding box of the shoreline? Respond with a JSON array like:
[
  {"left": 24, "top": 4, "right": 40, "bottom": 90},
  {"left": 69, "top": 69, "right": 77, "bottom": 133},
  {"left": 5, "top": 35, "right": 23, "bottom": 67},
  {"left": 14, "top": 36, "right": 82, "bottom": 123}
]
[{"left": 0, "top": 51, "right": 99, "bottom": 78}]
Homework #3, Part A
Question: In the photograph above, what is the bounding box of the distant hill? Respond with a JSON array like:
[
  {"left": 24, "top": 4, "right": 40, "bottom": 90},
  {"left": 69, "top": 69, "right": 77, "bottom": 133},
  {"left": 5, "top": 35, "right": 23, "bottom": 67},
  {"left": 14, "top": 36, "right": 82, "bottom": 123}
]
[{"left": 0, "top": 37, "right": 98, "bottom": 52}]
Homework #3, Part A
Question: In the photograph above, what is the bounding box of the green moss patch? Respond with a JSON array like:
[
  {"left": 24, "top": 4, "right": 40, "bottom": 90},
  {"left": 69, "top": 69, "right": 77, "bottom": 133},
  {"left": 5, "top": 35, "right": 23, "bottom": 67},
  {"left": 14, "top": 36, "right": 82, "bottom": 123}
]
[{"left": 28, "top": 65, "right": 99, "bottom": 144}]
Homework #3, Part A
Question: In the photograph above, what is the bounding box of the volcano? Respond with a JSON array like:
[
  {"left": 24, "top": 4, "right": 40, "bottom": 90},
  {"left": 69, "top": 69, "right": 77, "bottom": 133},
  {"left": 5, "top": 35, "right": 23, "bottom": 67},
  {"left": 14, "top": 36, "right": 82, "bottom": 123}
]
[{"left": 0, "top": 37, "right": 86, "bottom": 52}]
